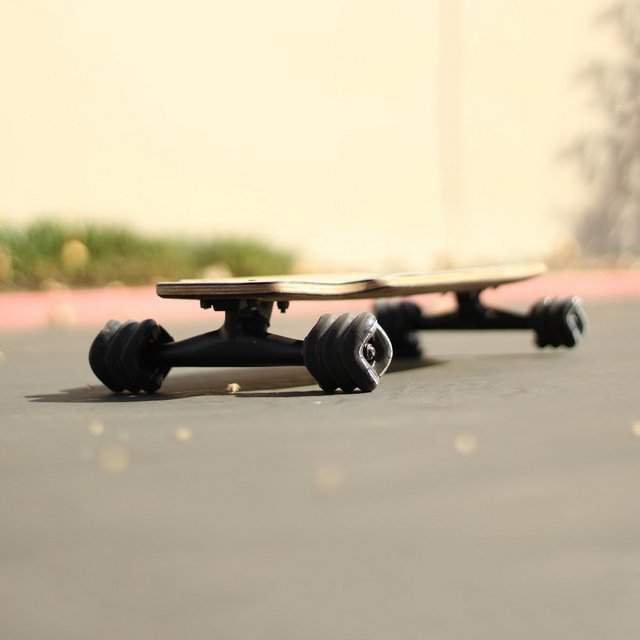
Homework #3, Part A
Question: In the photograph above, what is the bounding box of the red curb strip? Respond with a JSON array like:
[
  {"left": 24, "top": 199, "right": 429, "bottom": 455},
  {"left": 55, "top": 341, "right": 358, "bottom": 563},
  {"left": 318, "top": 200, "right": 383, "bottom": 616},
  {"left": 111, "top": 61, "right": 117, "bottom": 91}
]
[{"left": 0, "top": 270, "right": 639, "bottom": 332}]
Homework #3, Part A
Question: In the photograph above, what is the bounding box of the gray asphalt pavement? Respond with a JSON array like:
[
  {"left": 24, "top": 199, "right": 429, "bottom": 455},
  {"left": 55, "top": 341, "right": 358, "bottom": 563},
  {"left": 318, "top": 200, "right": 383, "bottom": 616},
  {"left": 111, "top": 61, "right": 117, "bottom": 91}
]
[{"left": 1, "top": 301, "right": 639, "bottom": 639}]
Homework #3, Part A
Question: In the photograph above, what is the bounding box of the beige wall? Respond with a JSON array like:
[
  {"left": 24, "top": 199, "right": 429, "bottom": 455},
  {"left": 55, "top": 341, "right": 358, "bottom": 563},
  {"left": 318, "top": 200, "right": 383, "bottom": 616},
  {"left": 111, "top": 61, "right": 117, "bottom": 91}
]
[{"left": 0, "top": 0, "right": 609, "bottom": 270}]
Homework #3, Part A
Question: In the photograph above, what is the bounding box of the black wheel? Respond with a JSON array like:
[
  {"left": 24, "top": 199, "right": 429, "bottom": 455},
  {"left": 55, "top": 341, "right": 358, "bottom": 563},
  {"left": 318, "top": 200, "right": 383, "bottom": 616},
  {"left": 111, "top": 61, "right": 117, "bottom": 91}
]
[
  {"left": 374, "top": 301, "right": 422, "bottom": 358},
  {"left": 104, "top": 321, "right": 141, "bottom": 392},
  {"left": 88, "top": 319, "right": 126, "bottom": 392},
  {"left": 337, "top": 312, "right": 393, "bottom": 392},
  {"left": 302, "top": 314, "right": 338, "bottom": 393},
  {"left": 530, "top": 297, "right": 587, "bottom": 348},
  {"left": 318, "top": 313, "right": 359, "bottom": 393},
  {"left": 89, "top": 319, "right": 174, "bottom": 393},
  {"left": 303, "top": 312, "right": 392, "bottom": 393},
  {"left": 121, "top": 319, "right": 174, "bottom": 393}
]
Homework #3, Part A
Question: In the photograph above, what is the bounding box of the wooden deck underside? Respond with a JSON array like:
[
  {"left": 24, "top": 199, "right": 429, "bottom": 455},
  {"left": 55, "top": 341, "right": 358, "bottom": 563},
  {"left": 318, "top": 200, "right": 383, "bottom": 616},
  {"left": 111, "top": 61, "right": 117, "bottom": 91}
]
[{"left": 156, "top": 263, "right": 547, "bottom": 302}]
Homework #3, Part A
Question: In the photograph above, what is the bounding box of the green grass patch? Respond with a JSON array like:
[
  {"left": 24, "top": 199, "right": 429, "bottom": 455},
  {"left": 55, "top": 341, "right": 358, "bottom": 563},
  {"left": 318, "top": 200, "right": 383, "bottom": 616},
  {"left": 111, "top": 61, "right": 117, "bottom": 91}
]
[{"left": 0, "top": 220, "right": 294, "bottom": 289}]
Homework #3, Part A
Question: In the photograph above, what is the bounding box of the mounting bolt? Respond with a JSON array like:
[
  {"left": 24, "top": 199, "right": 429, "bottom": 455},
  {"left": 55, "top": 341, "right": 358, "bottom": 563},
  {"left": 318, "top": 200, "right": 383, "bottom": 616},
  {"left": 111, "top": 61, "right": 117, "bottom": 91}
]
[
  {"left": 277, "top": 301, "right": 290, "bottom": 314},
  {"left": 364, "top": 343, "right": 376, "bottom": 363}
]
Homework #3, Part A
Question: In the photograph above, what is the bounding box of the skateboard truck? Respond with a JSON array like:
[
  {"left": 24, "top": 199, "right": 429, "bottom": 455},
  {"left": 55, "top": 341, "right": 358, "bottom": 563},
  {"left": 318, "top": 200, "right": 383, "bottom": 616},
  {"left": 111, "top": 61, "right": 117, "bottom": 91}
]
[
  {"left": 88, "top": 300, "right": 393, "bottom": 395},
  {"left": 375, "top": 292, "right": 587, "bottom": 358}
]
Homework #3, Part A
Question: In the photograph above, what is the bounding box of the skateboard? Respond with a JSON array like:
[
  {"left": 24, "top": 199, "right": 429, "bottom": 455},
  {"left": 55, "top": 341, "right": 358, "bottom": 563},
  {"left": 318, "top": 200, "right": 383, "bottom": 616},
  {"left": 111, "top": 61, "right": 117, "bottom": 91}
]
[{"left": 88, "top": 262, "right": 587, "bottom": 395}]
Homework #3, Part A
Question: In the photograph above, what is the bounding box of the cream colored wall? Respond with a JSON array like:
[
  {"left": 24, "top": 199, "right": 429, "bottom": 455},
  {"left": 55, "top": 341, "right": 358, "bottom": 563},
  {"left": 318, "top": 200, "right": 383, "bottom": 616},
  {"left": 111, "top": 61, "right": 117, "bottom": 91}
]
[{"left": 0, "top": 0, "right": 608, "bottom": 270}]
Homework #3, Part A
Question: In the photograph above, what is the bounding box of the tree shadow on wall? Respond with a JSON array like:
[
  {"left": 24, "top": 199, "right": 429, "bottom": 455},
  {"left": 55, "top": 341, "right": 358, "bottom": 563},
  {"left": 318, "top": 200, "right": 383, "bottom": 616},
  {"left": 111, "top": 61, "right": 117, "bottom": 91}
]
[{"left": 563, "top": 1, "right": 640, "bottom": 258}]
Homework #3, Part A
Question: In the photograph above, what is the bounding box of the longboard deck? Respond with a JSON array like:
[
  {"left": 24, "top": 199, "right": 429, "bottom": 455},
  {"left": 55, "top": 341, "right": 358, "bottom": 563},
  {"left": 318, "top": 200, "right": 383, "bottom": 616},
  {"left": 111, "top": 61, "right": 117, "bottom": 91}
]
[{"left": 156, "top": 262, "right": 546, "bottom": 302}]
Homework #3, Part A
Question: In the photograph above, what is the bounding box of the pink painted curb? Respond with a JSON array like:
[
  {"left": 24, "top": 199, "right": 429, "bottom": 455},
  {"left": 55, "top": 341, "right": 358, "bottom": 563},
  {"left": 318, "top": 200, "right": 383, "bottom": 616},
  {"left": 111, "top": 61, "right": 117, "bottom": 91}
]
[{"left": 0, "top": 269, "right": 639, "bottom": 332}]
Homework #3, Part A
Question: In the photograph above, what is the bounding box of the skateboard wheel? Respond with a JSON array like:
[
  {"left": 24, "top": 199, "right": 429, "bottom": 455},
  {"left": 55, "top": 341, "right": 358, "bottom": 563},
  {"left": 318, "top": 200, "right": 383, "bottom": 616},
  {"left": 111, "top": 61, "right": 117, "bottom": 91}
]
[
  {"left": 319, "top": 313, "right": 359, "bottom": 393},
  {"left": 303, "top": 313, "right": 392, "bottom": 393},
  {"left": 120, "top": 319, "right": 174, "bottom": 393},
  {"left": 338, "top": 312, "right": 393, "bottom": 392},
  {"left": 530, "top": 297, "right": 587, "bottom": 348},
  {"left": 88, "top": 319, "right": 126, "bottom": 392},
  {"left": 302, "top": 314, "right": 339, "bottom": 393},
  {"left": 104, "top": 321, "right": 141, "bottom": 392},
  {"left": 374, "top": 301, "right": 422, "bottom": 358},
  {"left": 89, "top": 319, "right": 174, "bottom": 393}
]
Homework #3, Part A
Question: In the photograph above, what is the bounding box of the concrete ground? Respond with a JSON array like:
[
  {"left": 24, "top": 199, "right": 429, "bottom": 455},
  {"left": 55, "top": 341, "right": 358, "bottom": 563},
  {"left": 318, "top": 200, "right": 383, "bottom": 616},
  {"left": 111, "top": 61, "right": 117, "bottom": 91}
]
[{"left": 1, "top": 299, "right": 639, "bottom": 639}]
